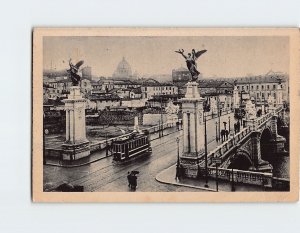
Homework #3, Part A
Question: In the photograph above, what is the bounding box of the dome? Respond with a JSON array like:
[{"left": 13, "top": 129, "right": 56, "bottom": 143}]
[
  {"left": 113, "top": 57, "right": 132, "bottom": 79},
  {"left": 175, "top": 66, "right": 189, "bottom": 72}
]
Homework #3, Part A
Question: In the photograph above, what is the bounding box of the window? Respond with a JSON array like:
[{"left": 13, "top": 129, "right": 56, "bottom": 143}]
[
  {"left": 267, "top": 85, "right": 269, "bottom": 90},
  {"left": 257, "top": 93, "right": 259, "bottom": 98},
  {"left": 251, "top": 86, "right": 253, "bottom": 91},
  {"left": 273, "top": 85, "right": 276, "bottom": 90},
  {"left": 261, "top": 85, "right": 264, "bottom": 90},
  {"left": 257, "top": 85, "right": 259, "bottom": 90}
]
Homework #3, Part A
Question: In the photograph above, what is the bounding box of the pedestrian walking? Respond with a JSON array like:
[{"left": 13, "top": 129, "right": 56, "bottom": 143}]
[
  {"left": 127, "top": 171, "right": 132, "bottom": 189},
  {"left": 225, "top": 130, "right": 229, "bottom": 140},
  {"left": 131, "top": 174, "right": 137, "bottom": 191}
]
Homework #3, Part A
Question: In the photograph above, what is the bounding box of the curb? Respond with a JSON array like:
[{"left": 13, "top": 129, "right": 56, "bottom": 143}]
[
  {"left": 155, "top": 165, "right": 216, "bottom": 192},
  {"left": 45, "top": 156, "right": 109, "bottom": 168}
]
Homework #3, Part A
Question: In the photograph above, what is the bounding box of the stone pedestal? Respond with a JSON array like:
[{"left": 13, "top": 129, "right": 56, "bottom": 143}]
[
  {"left": 179, "top": 82, "right": 205, "bottom": 178},
  {"left": 62, "top": 86, "right": 90, "bottom": 160},
  {"left": 249, "top": 131, "right": 273, "bottom": 173}
]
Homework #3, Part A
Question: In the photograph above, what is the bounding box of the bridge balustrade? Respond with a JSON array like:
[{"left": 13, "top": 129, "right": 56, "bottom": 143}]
[
  {"left": 206, "top": 166, "right": 272, "bottom": 187},
  {"left": 195, "top": 106, "right": 283, "bottom": 187}
]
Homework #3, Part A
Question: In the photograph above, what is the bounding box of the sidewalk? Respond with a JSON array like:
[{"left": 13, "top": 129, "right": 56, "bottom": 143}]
[
  {"left": 45, "top": 149, "right": 108, "bottom": 167},
  {"left": 156, "top": 165, "right": 269, "bottom": 192}
]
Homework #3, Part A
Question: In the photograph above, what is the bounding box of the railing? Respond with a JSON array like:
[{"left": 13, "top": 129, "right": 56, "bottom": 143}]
[
  {"left": 244, "top": 106, "right": 283, "bottom": 130},
  {"left": 183, "top": 165, "right": 273, "bottom": 187},
  {"left": 206, "top": 166, "right": 273, "bottom": 187},
  {"left": 206, "top": 126, "right": 252, "bottom": 165},
  {"left": 182, "top": 105, "right": 284, "bottom": 186},
  {"left": 187, "top": 106, "right": 283, "bottom": 167}
]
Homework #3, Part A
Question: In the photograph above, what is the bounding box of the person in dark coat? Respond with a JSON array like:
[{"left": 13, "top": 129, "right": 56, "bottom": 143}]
[
  {"left": 225, "top": 130, "right": 229, "bottom": 140},
  {"left": 131, "top": 174, "right": 137, "bottom": 191},
  {"left": 127, "top": 171, "right": 132, "bottom": 189}
]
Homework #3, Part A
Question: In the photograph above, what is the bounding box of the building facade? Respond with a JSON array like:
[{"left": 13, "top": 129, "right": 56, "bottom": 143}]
[
  {"left": 141, "top": 79, "right": 178, "bottom": 99},
  {"left": 235, "top": 73, "right": 289, "bottom": 105}
]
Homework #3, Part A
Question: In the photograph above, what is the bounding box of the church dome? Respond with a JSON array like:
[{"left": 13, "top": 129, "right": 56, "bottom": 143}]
[{"left": 113, "top": 57, "right": 132, "bottom": 79}]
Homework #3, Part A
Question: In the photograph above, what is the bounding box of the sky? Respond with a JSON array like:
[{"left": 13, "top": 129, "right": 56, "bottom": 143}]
[{"left": 43, "top": 36, "right": 289, "bottom": 78}]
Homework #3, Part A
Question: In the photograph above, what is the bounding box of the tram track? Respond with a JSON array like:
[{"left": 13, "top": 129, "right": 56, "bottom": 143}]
[
  {"left": 68, "top": 133, "right": 183, "bottom": 189},
  {"left": 89, "top": 141, "right": 179, "bottom": 192},
  {"left": 74, "top": 136, "right": 180, "bottom": 190}
]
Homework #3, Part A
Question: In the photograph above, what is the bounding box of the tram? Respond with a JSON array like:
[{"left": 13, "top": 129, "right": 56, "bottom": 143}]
[{"left": 112, "top": 130, "right": 152, "bottom": 162}]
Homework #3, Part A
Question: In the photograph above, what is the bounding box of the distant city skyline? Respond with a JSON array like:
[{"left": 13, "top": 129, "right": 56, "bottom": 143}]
[{"left": 43, "top": 36, "right": 289, "bottom": 78}]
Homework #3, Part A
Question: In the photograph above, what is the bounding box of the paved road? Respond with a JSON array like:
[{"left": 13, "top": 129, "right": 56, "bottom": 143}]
[
  {"left": 43, "top": 112, "right": 238, "bottom": 192},
  {"left": 44, "top": 130, "right": 200, "bottom": 192}
]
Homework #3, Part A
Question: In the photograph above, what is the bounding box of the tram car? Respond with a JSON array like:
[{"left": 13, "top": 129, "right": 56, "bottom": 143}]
[{"left": 112, "top": 130, "right": 152, "bottom": 162}]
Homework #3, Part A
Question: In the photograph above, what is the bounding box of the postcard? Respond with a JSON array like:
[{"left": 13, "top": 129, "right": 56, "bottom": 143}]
[{"left": 32, "top": 28, "right": 299, "bottom": 202}]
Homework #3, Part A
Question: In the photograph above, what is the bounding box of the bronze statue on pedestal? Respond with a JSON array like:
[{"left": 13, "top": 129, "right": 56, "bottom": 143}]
[
  {"left": 175, "top": 49, "right": 207, "bottom": 81},
  {"left": 67, "top": 59, "right": 84, "bottom": 86}
]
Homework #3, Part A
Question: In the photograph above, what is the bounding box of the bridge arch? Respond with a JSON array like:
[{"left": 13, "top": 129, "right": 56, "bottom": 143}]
[
  {"left": 228, "top": 149, "right": 253, "bottom": 170},
  {"left": 260, "top": 127, "right": 273, "bottom": 161}
]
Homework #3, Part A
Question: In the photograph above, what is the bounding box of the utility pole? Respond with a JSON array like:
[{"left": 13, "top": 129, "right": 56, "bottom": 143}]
[
  {"left": 105, "top": 132, "right": 108, "bottom": 157},
  {"left": 160, "top": 88, "right": 164, "bottom": 138},
  {"left": 204, "top": 110, "right": 209, "bottom": 188},
  {"left": 216, "top": 162, "right": 219, "bottom": 192},
  {"left": 218, "top": 95, "right": 221, "bottom": 141},
  {"left": 43, "top": 113, "right": 46, "bottom": 165},
  {"left": 215, "top": 121, "right": 218, "bottom": 142},
  {"left": 176, "top": 137, "right": 181, "bottom": 180}
]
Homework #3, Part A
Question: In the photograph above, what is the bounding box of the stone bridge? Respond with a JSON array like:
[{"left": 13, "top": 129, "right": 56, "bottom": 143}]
[{"left": 180, "top": 106, "right": 289, "bottom": 189}]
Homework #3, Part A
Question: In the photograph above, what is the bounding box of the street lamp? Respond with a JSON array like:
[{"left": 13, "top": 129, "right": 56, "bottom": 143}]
[
  {"left": 204, "top": 111, "right": 209, "bottom": 188},
  {"left": 230, "top": 156, "right": 236, "bottom": 192},
  {"left": 160, "top": 93, "right": 164, "bottom": 138},
  {"left": 175, "top": 137, "right": 181, "bottom": 180},
  {"left": 239, "top": 90, "right": 245, "bottom": 128},
  {"left": 105, "top": 132, "right": 108, "bottom": 157},
  {"left": 215, "top": 121, "right": 218, "bottom": 142},
  {"left": 228, "top": 116, "right": 231, "bottom": 133},
  {"left": 43, "top": 113, "right": 46, "bottom": 165}
]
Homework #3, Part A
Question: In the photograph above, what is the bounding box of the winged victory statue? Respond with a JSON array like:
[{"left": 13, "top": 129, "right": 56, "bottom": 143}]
[
  {"left": 67, "top": 59, "right": 84, "bottom": 86},
  {"left": 175, "top": 49, "right": 207, "bottom": 81}
]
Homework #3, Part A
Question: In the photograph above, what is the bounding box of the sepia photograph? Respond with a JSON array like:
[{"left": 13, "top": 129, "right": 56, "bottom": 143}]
[{"left": 32, "top": 28, "right": 299, "bottom": 202}]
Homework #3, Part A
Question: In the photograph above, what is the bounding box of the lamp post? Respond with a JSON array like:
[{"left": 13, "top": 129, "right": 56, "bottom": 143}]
[
  {"left": 239, "top": 90, "right": 246, "bottom": 128},
  {"left": 211, "top": 156, "right": 221, "bottom": 192},
  {"left": 175, "top": 137, "right": 181, "bottom": 180},
  {"left": 160, "top": 93, "right": 164, "bottom": 138},
  {"left": 215, "top": 121, "right": 218, "bottom": 142},
  {"left": 216, "top": 95, "right": 221, "bottom": 142},
  {"left": 230, "top": 160, "right": 236, "bottom": 192},
  {"left": 230, "top": 136, "right": 237, "bottom": 192},
  {"left": 43, "top": 113, "right": 46, "bottom": 165},
  {"left": 105, "top": 132, "right": 108, "bottom": 157},
  {"left": 204, "top": 111, "right": 209, "bottom": 188},
  {"left": 228, "top": 116, "right": 231, "bottom": 133}
]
